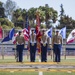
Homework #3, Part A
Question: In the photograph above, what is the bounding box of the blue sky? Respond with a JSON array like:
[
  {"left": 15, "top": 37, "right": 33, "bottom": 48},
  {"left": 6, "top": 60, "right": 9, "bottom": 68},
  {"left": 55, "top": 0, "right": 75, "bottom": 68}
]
[{"left": 1, "top": 0, "right": 75, "bottom": 20}]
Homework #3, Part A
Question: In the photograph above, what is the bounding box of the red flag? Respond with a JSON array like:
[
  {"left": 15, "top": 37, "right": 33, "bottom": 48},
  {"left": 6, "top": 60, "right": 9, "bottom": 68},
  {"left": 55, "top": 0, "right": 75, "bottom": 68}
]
[
  {"left": 0, "top": 27, "right": 3, "bottom": 39},
  {"left": 36, "top": 14, "right": 41, "bottom": 54},
  {"left": 36, "top": 25, "right": 41, "bottom": 42}
]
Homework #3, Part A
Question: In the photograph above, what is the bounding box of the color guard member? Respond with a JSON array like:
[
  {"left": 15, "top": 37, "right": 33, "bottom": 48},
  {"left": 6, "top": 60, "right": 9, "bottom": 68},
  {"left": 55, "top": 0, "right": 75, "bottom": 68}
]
[
  {"left": 41, "top": 29, "right": 49, "bottom": 62},
  {"left": 15, "top": 31, "right": 25, "bottom": 62},
  {"left": 29, "top": 28, "right": 37, "bottom": 62},
  {"left": 52, "top": 30, "right": 62, "bottom": 62}
]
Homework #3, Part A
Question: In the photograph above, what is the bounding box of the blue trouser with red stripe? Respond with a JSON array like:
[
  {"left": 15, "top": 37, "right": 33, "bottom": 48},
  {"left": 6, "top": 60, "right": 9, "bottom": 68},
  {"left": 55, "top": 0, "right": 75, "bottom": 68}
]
[
  {"left": 16, "top": 44, "right": 24, "bottom": 62},
  {"left": 30, "top": 43, "right": 37, "bottom": 62},
  {"left": 41, "top": 44, "right": 47, "bottom": 62},
  {"left": 53, "top": 44, "right": 61, "bottom": 62}
]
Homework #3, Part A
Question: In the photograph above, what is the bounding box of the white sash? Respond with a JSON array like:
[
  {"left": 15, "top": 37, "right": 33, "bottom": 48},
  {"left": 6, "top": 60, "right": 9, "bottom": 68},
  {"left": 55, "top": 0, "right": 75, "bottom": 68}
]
[
  {"left": 41, "top": 35, "right": 47, "bottom": 46},
  {"left": 30, "top": 34, "right": 36, "bottom": 44}
]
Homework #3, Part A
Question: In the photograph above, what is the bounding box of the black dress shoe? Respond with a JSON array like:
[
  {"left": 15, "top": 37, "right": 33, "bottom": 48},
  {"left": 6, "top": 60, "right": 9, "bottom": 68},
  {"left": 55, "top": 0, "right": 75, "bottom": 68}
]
[{"left": 44, "top": 60, "right": 47, "bottom": 62}]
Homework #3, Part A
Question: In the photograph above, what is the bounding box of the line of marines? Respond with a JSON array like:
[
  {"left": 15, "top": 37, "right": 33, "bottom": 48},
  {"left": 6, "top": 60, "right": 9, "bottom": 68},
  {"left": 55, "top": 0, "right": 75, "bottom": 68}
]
[{"left": 15, "top": 28, "right": 62, "bottom": 63}]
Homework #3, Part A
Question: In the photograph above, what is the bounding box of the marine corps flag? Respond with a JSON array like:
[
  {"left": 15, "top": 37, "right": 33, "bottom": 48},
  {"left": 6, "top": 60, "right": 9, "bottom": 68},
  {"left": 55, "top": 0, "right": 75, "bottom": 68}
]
[
  {"left": 36, "top": 25, "right": 41, "bottom": 42},
  {"left": 35, "top": 13, "right": 41, "bottom": 53}
]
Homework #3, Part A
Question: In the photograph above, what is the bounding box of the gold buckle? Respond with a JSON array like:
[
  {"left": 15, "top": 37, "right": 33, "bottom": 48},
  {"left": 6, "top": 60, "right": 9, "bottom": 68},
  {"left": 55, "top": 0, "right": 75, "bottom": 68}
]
[
  {"left": 43, "top": 44, "right": 46, "bottom": 47},
  {"left": 31, "top": 43, "right": 34, "bottom": 46}
]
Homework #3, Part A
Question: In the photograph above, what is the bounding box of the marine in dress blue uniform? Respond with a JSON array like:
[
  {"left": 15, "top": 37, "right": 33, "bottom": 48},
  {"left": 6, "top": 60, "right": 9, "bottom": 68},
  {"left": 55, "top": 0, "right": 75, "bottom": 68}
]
[
  {"left": 15, "top": 31, "right": 25, "bottom": 62},
  {"left": 29, "top": 28, "right": 37, "bottom": 62},
  {"left": 41, "top": 29, "right": 49, "bottom": 62},
  {"left": 52, "top": 30, "right": 62, "bottom": 62}
]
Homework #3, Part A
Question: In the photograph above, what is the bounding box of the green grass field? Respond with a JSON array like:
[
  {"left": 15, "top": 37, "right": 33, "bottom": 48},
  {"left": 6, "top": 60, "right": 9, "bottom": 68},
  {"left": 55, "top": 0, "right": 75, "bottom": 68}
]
[
  {"left": 0, "top": 55, "right": 75, "bottom": 75},
  {"left": 0, "top": 72, "right": 75, "bottom": 75},
  {"left": 0, "top": 55, "right": 75, "bottom": 64}
]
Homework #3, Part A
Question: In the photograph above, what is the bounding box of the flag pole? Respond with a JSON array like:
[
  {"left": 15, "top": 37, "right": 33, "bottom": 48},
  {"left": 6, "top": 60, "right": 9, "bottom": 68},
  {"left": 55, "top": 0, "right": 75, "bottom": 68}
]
[
  {"left": 37, "top": 41, "right": 41, "bottom": 62},
  {"left": 1, "top": 29, "right": 4, "bottom": 60},
  {"left": 59, "top": 27, "right": 66, "bottom": 60},
  {"left": 64, "top": 27, "right": 66, "bottom": 60},
  {"left": 36, "top": 10, "right": 43, "bottom": 75},
  {"left": 27, "top": 41, "right": 29, "bottom": 60},
  {"left": 1, "top": 43, "right": 4, "bottom": 60},
  {"left": 50, "top": 38, "right": 52, "bottom": 60},
  {"left": 64, "top": 39, "right": 66, "bottom": 59},
  {"left": 62, "top": 37, "right": 66, "bottom": 60}
]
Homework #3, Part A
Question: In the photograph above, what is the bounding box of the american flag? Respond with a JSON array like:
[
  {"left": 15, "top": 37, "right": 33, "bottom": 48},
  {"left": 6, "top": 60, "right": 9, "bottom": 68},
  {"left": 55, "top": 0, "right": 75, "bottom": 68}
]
[{"left": 23, "top": 14, "right": 30, "bottom": 41}]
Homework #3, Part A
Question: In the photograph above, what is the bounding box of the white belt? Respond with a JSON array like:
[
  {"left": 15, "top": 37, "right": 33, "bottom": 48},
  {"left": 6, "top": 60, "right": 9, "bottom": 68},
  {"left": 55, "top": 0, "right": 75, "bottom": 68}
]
[
  {"left": 54, "top": 43, "right": 61, "bottom": 44},
  {"left": 41, "top": 41, "right": 47, "bottom": 44},
  {"left": 30, "top": 41, "right": 36, "bottom": 43},
  {"left": 17, "top": 43, "right": 24, "bottom": 45}
]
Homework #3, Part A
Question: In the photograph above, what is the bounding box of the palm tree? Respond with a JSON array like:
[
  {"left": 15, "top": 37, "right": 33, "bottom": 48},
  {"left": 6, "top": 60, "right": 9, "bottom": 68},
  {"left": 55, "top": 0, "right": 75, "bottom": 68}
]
[
  {"left": 38, "top": 5, "right": 58, "bottom": 28},
  {"left": 0, "top": 1, "right": 3, "bottom": 7},
  {"left": 45, "top": 7, "right": 53, "bottom": 28},
  {"left": 13, "top": 8, "right": 22, "bottom": 27},
  {"left": 52, "top": 11, "right": 58, "bottom": 23},
  {"left": 28, "top": 7, "right": 37, "bottom": 27},
  {"left": 21, "top": 9, "right": 27, "bottom": 28},
  {"left": 0, "top": 1, "right": 5, "bottom": 18}
]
